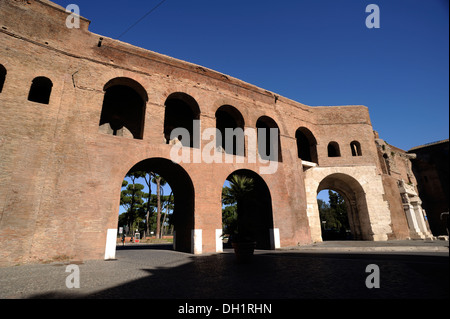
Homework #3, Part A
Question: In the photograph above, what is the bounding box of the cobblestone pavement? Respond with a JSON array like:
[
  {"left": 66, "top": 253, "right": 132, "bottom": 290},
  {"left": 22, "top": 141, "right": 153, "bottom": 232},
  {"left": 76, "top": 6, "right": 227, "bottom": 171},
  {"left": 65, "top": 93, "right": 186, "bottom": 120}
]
[{"left": 0, "top": 241, "right": 448, "bottom": 299}]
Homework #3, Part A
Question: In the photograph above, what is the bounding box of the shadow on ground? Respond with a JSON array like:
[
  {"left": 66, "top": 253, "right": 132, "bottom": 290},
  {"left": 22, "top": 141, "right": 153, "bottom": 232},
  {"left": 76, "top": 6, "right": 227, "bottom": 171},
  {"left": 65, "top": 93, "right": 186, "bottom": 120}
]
[
  {"left": 116, "top": 244, "right": 174, "bottom": 251},
  {"left": 28, "top": 249, "right": 449, "bottom": 299}
]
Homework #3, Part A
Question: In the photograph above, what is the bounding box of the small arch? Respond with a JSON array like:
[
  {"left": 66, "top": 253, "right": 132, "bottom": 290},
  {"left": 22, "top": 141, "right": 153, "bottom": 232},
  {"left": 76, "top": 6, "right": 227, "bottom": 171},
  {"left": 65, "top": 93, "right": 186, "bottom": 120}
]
[
  {"left": 295, "top": 127, "right": 318, "bottom": 163},
  {"left": 0, "top": 64, "right": 6, "bottom": 93},
  {"left": 164, "top": 92, "right": 201, "bottom": 148},
  {"left": 28, "top": 76, "right": 53, "bottom": 104},
  {"left": 256, "top": 116, "right": 282, "bottom": 162},
  {"left": 350, "top": 141, "right": 362, "bottom": 156},
  {"left": 99, "top": 77, "right": 147, "bottom": 139},
  {"left": 215, "top": 105, "right": 245, "bottom": 156},
  {"left": 327, "top": 141, "right": 341, "bottom": 157}
]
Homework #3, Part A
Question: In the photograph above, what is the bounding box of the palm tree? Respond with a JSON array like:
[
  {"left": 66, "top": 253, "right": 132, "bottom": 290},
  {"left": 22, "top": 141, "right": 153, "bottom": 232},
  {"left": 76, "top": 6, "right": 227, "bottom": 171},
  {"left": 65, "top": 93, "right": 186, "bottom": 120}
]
[{"left": 222, "top": 174, "right": 254, "bottom": 242}]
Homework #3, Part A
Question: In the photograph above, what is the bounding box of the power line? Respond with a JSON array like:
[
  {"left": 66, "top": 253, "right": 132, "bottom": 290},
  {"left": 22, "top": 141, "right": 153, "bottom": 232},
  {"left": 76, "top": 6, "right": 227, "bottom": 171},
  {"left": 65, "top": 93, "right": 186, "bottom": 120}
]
[{"left": 117, "top": 0, "right": 168, "bottom": 40}]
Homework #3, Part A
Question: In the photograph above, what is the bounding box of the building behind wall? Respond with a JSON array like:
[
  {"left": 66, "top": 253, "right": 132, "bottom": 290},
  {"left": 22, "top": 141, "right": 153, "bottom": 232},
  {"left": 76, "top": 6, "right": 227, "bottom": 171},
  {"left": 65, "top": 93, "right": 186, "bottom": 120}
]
[
  {"left": 374, "top": 133, "right": 434, "bottom": 240},
  {"left": 408, "top": 140, "right": 449, "bottom": 236},
  {"left": 0, "top": 0, "right": 434, "bottom": 266}
]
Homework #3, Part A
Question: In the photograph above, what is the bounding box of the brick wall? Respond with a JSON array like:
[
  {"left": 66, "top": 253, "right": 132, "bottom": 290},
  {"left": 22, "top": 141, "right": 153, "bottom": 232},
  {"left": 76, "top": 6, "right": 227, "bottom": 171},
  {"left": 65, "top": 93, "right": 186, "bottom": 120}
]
[{"left": 0, "top": 0, "right": 417, "bottom": 266}]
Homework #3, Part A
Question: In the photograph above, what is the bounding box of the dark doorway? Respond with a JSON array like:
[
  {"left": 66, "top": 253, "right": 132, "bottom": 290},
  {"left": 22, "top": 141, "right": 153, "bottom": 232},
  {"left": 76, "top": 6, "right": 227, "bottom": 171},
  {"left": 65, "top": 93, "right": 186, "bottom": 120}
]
[{"left": 222, "top": 169, "right": 274, "bottom": 249}]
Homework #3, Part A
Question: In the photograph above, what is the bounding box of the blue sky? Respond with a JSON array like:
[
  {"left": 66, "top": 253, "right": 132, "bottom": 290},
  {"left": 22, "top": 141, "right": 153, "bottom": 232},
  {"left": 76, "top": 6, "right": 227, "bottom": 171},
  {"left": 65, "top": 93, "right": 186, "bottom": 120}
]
[
  {"left": 54, "top": 1, "right": 448, "bottom": 204},
  {"left": 56, "top": 0, "right": 449, "bottom": 151}
]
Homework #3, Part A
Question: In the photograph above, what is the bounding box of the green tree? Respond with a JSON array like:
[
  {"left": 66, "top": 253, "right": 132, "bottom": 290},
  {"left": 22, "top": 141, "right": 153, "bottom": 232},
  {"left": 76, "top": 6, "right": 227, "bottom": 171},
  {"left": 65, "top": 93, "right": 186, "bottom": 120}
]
[
  {"left": 119, "top": 171, "right": 174, "bottom": 238},
  {"left": 144, "top": 192, "right": 174, "bottom": 237},
  {"left": 222, "top": 175, "right": 254, "bottom": 240},
  {"left": 328, "top": 190, "right": 349, "bottom": 230},
  {"left": 161, "top": 190, "right": 174, "bottom": 237},
  {"left": 120, "top": 172, "right": 146, "bottom": 235},
  {"left": 318, "top": 190, "right": 350, "bottom": 239},
  {"left": 222, "top": 204, "right": 237, "bottom": 235},
  {"left": 127, "top": 171, "right": 170, "bottom": 238},
  {"left": 152, "top": 174, "right": 167, "bottom": 239}
]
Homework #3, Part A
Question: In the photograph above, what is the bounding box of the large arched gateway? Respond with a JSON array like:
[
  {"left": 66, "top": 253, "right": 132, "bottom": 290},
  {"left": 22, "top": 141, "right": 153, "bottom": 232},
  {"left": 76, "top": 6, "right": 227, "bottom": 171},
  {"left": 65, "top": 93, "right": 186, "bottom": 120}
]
[
  {"left": 105, "top": 158, "right": 195, "bottom": 259},
  {"left": 304, "top": 167, "right": 394, "bottom": 242},
  {"left": 317, "top": 173, "right": 371, "bottom": 240}
]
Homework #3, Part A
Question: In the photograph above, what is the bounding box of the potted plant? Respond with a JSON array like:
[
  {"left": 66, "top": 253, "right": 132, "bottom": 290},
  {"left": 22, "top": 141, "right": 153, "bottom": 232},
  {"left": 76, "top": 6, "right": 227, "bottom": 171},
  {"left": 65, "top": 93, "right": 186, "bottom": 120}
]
[{"left": 222, "top": 175, "right": 256, "bottom": 263}]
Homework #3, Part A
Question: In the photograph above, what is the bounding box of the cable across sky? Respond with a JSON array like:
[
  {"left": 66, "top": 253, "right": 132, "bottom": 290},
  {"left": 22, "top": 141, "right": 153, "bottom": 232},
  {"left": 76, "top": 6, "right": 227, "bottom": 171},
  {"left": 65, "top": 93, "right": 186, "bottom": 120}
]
[{"left": 117, "top": 0, "right": 167, "bottom": 39}]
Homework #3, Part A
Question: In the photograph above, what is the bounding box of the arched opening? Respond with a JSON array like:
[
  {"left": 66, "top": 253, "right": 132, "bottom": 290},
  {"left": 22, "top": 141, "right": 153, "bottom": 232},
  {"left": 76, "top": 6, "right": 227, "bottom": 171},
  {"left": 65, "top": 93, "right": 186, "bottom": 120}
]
[
  {"left": 215, "top": 105, "right": 245, "bottom": 156},
  {"left": 119, "top": 158, "right": 195, "bottom": 253},
  {"left": 99, "top": 77, "right": 147, "bottom": 139},
  {"left": 350, "top": 141, "right": 362, "bottom": 156},
  {"left": 317, "top": 173, "right": 372, "bottom": 240},
  {"left": 28, "top": 76, "right": 53, "bottom": 104},
  {"left": 222, "top": 169, "right": 274, "bottom": 249},
  {"left": 0, "top": 64, "right": 6, "bottom": 93},
  {"left": 164, "top": 92, "right": 200, "bottom": 148},
  {"left": 256, "top": 116, "right": 282, "bottom": 162},
  {"left": 382, "top": 153, "right": 391, "bottom": 175},
  {"left": 327, "top": 141, "right": 341, "bottom": 157},
  {"left": 295, "top": 127, "right": 318, "bottom": 163}
]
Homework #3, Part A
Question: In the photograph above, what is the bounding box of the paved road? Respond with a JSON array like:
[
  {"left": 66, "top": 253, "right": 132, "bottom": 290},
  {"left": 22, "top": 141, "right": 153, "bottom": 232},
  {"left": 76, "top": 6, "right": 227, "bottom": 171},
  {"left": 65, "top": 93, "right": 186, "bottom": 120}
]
[{"left": 0, "top": 242, "right": 448, "bottom": 299}]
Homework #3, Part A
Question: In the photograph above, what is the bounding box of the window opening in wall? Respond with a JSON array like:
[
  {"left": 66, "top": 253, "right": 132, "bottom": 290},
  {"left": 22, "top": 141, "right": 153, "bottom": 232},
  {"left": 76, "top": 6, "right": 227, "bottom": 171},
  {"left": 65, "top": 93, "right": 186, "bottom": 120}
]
[
  {"left": 28, "top": 76, "right": 53, "bottom": 104},
  {"left": 0, "top": 64, "right": 6, "bottom": 93},
  {"left": 295, "top": 127, "right": 318, "bottom": 163},
  {"left": 164, "top": 92, "right": 200, "bottom": 148},
  {"left": 327, "top": 142, "right": 341, "bottom": 157},
  {"left": 383, "top": 153, "right": 391, "bottom": 175},
  {"left": 99, "top": 78, "right": 147, "bottom": 140},
  {"left": 350, "top": 141, "right": 362, "bottom": 156},
  {"left": 215, "top": 105, "right": 245, "bottom": 156},
  {"left": 256, "top": 116, "right": 282, "bottom": 162}
]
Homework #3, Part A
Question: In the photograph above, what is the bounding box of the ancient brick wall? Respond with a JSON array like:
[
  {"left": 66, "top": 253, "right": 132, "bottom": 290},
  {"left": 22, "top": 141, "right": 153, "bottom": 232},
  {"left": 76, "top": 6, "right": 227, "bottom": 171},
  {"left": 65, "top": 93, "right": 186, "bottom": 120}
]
[{"left": 0, "top": 0, "right": 421, "bottom": 266}]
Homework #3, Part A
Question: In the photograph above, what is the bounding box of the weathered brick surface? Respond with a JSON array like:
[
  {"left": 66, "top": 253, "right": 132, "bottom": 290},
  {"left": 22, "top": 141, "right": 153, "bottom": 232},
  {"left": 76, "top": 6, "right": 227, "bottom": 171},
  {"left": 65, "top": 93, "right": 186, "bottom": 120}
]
[{"left": 0, "top": 0, "right": 424, "bottom": 266}]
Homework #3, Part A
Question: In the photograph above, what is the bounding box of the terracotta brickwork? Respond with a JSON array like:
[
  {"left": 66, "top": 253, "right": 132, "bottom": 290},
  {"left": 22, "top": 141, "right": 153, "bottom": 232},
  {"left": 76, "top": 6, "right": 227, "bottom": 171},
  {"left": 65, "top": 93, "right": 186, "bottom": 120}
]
[{"left": 0, "top": 0, "right": 426, "bottom": 266}]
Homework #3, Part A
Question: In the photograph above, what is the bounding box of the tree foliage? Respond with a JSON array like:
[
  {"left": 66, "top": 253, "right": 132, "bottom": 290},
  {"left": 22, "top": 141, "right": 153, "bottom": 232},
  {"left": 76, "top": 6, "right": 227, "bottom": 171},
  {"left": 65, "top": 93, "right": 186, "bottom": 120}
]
[
  {"left": 119, "top": 171, "right": 173, "bottom": 237},
  {"left": 222, "top": 204, "right": 237, "bottom": 235},
  {"left": 222, "top": 175, "right": 255, "bottom": 240},
  {"left": 318, "top": 190, "right": 351, "bottom": 240}
]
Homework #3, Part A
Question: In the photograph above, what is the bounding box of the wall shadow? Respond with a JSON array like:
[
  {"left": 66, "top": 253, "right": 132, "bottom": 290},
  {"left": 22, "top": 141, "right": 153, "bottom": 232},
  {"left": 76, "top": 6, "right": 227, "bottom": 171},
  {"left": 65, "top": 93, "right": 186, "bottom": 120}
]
[
  {"left": 116, "top": 244, "right": 174, "bottom": 251},
  {"left": 27, "top": 251, "right": 449, "bottom": 299}
]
